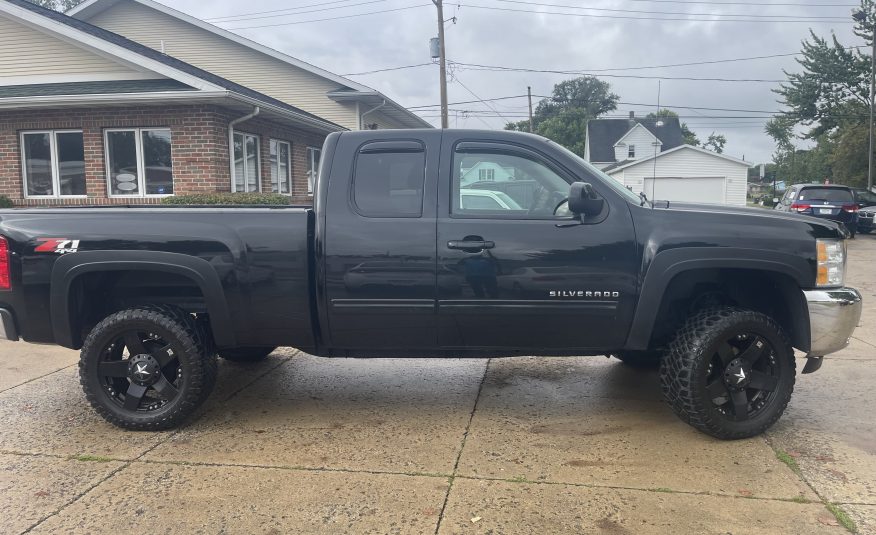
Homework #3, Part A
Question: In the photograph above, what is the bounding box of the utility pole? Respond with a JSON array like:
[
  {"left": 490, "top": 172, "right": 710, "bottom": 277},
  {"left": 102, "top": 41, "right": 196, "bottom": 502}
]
[
  {"left": 527, "top": 86, "right": 533, "bottom": 133},
  {"left": 854, "top": 8, "right": 875, "bottom": 192},
  {"left": 432, "top": 0, "right": 449, "bottom": 129}
]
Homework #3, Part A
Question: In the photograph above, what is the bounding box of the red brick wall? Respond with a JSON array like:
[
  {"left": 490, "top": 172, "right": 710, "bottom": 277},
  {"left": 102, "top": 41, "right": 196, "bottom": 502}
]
[{"left": 0, "top": 104, "right": 327, "bottom": 206}]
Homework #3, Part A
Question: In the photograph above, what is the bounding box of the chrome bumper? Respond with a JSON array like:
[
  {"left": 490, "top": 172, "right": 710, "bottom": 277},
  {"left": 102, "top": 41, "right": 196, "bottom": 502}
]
[
  {"left": 0, "top": 308, "right": 18, "bottom": 341},
  {"left": 803, "top": 288, "right": 862, "bottom": 357}
]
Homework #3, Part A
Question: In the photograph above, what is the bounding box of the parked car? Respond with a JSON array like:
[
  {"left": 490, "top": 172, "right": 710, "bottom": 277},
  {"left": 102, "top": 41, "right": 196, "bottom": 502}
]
[
  {"left": 852, "top": 187, "right": 876, "bottom": 210},
  {"left": 459, "top": 188, "right": 523, "bottom": 211},
  {"left": 0, "top": 129, "right": 862, "bottom": 440},
  {"left": 775, "top": 184, "right": 859, "bottom": 237},
  {"left": 858, "top": 207, "right": 875, "bottom": 234}
]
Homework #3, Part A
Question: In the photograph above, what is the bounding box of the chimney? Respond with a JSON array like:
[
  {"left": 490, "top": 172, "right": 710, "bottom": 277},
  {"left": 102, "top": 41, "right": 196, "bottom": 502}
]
[{"left": 629, "top": 111, "right": 635, "bottom": 119}]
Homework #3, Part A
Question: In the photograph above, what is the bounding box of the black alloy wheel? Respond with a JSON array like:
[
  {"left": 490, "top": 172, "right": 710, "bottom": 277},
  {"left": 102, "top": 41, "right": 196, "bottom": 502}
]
[
  {"left": 704, "top": 333, "right": 781, "bottom": 421},
  {"left": 79, "top": 305, "right": 217, "bottom": 430},
  {"left": 660, "top": 307, "right": 795, "bottom": 439}
]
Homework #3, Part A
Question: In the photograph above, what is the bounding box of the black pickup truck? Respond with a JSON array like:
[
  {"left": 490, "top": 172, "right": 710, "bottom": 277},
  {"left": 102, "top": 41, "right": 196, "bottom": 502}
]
[{"left": 0, "top": 130, "right": 863, "bottom": 439}]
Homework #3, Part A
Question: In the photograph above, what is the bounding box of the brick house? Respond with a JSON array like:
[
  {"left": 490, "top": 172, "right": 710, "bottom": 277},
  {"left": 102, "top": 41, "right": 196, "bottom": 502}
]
[{"left": 0, "top": 0, "right": 430, "bottom": 206}]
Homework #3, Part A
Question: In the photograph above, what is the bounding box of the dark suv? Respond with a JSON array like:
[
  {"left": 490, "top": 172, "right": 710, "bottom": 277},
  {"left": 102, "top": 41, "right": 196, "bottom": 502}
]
[{"left": 775, "top": 184, "right": 859, "bottom": 236}]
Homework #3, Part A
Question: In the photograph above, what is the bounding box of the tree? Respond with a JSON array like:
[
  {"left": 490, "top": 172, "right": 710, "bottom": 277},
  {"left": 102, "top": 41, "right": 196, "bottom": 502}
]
[
  {"left": 767, "top": 0, "right": 874, "bottom": 187},
  {"left": 646, "top": 109, "right": 700, "bottom": 146},
  {"left": 703, "top": 133, "right": 727, "bottom": 154},
  {"left": 506, "top": 76, "right": 618, "bottom": 156},
  {"left": 27, "top": 0, "right": 83, "bottom": 11}
]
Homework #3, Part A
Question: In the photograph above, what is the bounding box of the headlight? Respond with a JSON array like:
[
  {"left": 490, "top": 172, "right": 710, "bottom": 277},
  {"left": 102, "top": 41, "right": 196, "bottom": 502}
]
[{"left": 816, "top": 239, "right": 846, "bottom": 287}]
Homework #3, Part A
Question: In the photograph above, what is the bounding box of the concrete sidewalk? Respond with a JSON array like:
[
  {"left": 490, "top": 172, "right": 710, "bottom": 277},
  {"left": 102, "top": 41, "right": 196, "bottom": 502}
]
[{"left": 1, "top": 238, "right": 874, "bottom": 534}]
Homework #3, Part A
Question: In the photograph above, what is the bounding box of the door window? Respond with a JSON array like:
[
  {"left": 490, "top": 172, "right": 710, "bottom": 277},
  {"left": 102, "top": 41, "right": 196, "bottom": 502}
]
[
  {"left": 353, "top": 145, "right": 426, "bottom": 218},
  {"left": 452, "top": 148, "right": 570, "bottom": 218}
]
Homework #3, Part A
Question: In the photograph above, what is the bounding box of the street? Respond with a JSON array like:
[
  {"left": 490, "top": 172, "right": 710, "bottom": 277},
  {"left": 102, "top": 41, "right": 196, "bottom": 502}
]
[{"left": 1, "top": 238, "right": 874, "bottom": 534}]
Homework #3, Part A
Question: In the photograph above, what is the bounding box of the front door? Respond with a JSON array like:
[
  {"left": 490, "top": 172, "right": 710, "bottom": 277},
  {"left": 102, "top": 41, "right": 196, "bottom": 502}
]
[
  {"left": 324, "top": 135, "right": 440, "bottom": 350},
  {"left": 436, "top": 138, "right": 638, "bottom": 352}
]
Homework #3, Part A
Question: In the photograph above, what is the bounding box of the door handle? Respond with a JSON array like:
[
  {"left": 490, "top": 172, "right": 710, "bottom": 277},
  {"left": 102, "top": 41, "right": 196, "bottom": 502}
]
[{"left": 447, "top": 240, "right": 495, "bottom": 250}]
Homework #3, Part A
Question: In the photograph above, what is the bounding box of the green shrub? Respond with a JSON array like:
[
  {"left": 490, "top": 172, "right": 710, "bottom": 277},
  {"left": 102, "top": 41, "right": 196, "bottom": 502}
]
[
  {"left": 161, "top": 192, "right": 291, "bottom": 206},
  {"left": 0, "top": 195, "right": 13, "bottom": 208}
]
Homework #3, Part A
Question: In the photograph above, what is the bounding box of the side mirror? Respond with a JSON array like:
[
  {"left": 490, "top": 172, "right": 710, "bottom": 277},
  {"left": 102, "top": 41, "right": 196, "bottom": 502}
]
[
  {"left": 568, "top": 182, "right": 604, "bottom": 216},
  {"left": 773, "top": 197, "right": 779, "bottom": 203}
]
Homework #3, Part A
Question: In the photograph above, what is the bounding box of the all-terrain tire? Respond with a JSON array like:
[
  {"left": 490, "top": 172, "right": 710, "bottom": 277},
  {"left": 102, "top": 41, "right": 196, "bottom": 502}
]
[
  {"left": 218, "top": 346, "right": 277, "bottom": 362},
  {"left": 613, "top": 350, "right": 662, "bottom": 369},
  {"left": 79, "top": 304, "right": 218, "bottom": 430},
  {"left": 659, "top": 307, "right": 795, "bottom": 440}
]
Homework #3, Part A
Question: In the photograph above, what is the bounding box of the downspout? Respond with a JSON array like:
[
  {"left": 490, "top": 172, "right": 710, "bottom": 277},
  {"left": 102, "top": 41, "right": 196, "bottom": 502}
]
[
  {"left": 229, "top": 106, "right": 260, "bottom": 191},
  {"left": 359, "top": 99, "right": 386, "bottom": 130}
]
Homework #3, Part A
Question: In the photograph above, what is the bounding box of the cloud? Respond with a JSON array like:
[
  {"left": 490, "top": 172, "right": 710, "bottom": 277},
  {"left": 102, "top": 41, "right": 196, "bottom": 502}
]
[{"left": 172, "top": 0, "right": 862, "bottom": 163}]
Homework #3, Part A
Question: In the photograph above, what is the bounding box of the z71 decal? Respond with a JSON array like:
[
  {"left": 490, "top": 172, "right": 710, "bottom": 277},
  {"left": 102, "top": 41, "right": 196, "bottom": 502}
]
[{"left": 35, "top": 238, "right": 80, "bottom": 255}]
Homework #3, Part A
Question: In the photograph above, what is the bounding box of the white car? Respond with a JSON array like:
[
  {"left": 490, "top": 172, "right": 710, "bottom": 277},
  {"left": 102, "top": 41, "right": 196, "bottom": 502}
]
[{"left": 459, "top": 188, "right": 523, "bottom": 210}]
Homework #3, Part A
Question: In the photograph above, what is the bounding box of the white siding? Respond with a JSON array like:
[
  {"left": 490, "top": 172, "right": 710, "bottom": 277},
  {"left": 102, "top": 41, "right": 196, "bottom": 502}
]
[
  {"left": 608, "top": 146, "right": 749, "bottom": 206},
  {"left": 87, "top": 2, "right": 360, "bottom": 128},
  {"left": 0, "top": 14, "right": 145, "bottom": 84},
  {"left": 613, "top": 124, "right": 660, "bottom": 163}
]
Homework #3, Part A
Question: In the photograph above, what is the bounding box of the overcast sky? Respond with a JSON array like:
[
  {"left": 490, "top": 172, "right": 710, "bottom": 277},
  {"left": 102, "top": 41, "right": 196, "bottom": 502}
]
[{"left": 167, "top": 0, "right": 863, "bottom": 164}]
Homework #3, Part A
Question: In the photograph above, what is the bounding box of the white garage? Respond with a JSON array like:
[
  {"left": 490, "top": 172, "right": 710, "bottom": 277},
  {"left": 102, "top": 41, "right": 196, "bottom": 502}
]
[{"left": 604, "top": 145, "right": 751, "bottom": 206}]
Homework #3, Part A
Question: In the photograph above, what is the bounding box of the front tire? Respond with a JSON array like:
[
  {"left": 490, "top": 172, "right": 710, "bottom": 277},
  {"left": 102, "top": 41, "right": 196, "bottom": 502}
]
[
  {"left": 659, "top": 307, "right": 795, "bottom": 440},
  {"left": 79, "top": 305, "right": 217, "bottom": 430},
  {"left": 218, "top": 346, "right": 277, "bottom": 362}
]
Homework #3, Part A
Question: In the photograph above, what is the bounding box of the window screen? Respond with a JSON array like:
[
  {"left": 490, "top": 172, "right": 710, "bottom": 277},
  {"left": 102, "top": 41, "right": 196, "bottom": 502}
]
[{"left": 353, "top": 146, "right": 425, "bottom": 217}]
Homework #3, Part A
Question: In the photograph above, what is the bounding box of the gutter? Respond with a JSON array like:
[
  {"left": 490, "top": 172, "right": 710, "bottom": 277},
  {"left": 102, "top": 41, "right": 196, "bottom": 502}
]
[
  {"left": 359, "top": 98, "right": 386, "bottom": 130},
  {"left": 229, "top": 106, "right": 260, "bottom": 191}
]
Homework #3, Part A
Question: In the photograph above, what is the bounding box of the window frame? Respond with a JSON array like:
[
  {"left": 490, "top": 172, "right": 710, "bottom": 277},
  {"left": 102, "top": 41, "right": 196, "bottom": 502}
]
[
  {"left": 269, "top": 139, "right": 292, "bottom": 195},
  {"left": 628, "top": 145, "right": 636, "bottom": 158},
  {"left": 232, "top": 131, "right": 262, "bottom": 193},
  {"left": 104, "top": 127, "right": 174, "bottom": 198},
  {"left": 20, "top": 129, "right": 86, "bottom": 199},
  {"left": 450, "top": 141, "right": 576, "bottom": 221},
  {"left": 306, "top": 146, "right": 321, "bottom": 197}
]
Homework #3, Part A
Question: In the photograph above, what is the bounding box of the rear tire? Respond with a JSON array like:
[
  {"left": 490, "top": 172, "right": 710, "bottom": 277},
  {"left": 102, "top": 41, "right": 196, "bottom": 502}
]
[
  {"left": 218, "top": 346, "right": 277, "bottom": 362},
  {"left": 79, "top": 305, "right": 217, "bottom": 430},
  {"left": 659, "top": 307, "right": 795, "bottom": 440}
]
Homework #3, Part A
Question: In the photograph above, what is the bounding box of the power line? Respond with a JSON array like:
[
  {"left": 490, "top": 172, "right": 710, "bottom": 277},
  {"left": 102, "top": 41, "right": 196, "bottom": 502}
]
[
  {"left": 454, "top": 76, "right": 514, "bottom": 123},
  {"left": 492, "top": 0, "right": 849, "bottom": 19},
  {"left": 606, "top": 0, "right": 855, "bottom": 5},
  {"left": 223, "top": 4, "right": 429, "bottom": 29},
  {"left": 455, "top": 62, "right": 788, "bottom": 82},
  {"left": 206, "top": 0, "right": 370, "bottom": 21},
  {"left": 210, "top": 0, "right": 386, "bottom": 24},
  {"left": 342, "top": 63, "right": 434, "bottom": 75},
  {"left": 445, "top": 2, "right": 849, "bottom": 23}
]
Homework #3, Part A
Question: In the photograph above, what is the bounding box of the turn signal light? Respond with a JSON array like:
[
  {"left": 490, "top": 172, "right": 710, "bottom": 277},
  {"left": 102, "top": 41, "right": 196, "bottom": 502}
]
[
  {"left": 816, "top": 239, "right": 845, "bottom": 287},
  {"left": 0, "top": 236, "right": 9, "bottom": 290}
]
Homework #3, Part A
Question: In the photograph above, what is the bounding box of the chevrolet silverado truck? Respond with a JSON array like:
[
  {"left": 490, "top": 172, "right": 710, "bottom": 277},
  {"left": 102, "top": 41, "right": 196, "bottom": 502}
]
[{"left": 0, "top": 130, "right": 863, "bottom": 439}]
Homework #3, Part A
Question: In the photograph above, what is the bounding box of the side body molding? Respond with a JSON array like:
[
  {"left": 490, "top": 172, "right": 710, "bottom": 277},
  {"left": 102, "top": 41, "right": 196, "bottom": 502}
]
[
  {"left": 625, "top": 247, "right": 812, "bottom": 351},
  {"left": 50, "top": 250, "right": 235, "bottom": 349}
]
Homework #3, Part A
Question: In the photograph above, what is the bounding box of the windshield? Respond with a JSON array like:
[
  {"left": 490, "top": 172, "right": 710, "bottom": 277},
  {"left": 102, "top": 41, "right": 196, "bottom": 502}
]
[{"left": 548, "top": 140, "right": 642, "bottom": 204}]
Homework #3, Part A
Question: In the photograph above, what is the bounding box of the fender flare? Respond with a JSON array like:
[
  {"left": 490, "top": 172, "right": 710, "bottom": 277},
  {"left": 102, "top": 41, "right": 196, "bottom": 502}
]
[
  {"left": 625, "top": 247, "right": 811, "bottom": 350},
  {"left": 50, "top": 250, "right": 236, "bottom": 349}
]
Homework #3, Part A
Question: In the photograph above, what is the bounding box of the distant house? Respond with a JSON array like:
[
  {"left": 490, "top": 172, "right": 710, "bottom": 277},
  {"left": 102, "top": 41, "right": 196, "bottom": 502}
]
[
  {"left": 459, "top": 161, "right": 516, "bottom": 186},
  {"left": 584, "top": 113, "right": 750, "bottom": 206},
  {"left": 0, "top": 0, "right": 429, "bottom": 206}
]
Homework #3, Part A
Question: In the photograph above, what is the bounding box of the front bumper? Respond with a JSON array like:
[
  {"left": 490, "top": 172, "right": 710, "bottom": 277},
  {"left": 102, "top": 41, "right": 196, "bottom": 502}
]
[{"left": 803, "top": 288, "right": 862, "bottom": 356}]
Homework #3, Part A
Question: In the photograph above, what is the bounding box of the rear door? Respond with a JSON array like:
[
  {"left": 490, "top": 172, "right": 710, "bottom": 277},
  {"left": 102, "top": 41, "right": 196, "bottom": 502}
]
[
  {"left": 323, "top": 133, "right": 440, "bottom": 350},
  {"left": 435, "top": 135, "right": 638, "bottom": 351}
]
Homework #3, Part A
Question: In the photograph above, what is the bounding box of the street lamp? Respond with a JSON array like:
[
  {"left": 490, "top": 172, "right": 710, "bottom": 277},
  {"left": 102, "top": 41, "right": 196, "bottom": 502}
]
[{"left": 853, "top": 9, "right": 875, "bottom": 192}]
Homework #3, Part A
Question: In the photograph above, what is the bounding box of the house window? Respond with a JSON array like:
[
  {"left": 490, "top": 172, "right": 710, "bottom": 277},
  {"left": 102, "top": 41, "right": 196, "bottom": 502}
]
[
  {"left": 106, "top": 128, "right": 173, "bottom": 197},
  {"left": 478, "top": 168, "right": 495, "bottom": 181},
  {"left": 270, "top": 139, "right": 291, "bottom": 194},
  {"left": 233, "top": 132, "right": 260, "bottom": 192},
  {"left": 21, "top": 130, "right": 85, "bottom": 197},
  {"left": 306, "top": 147, "right": 321, "bottom": 196},
  {"left": 628, "top": 145, "right": 636, "bottom": 158}
]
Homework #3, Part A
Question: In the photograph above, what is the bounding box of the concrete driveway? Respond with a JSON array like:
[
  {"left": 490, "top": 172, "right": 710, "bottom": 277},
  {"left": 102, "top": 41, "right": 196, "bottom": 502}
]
[{"left": 1, "top": 239, "right": 874, "bottom": 534}]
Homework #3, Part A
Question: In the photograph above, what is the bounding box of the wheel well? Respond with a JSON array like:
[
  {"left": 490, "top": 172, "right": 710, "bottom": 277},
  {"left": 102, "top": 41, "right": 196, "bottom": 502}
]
[
  {"left": 648, "top": 268, "right": 809, "bottom": 352},
  {"left": 67, "top": 270, "right": 209, "bottom": 347}
]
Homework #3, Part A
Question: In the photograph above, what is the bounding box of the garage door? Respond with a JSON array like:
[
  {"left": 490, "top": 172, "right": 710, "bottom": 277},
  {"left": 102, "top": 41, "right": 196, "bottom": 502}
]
[{"left": 643, "top": 177, "right": 726, "bottom": 204}]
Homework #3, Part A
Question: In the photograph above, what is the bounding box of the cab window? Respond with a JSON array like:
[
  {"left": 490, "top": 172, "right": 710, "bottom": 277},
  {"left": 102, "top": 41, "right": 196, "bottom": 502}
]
[{"left": 452, "top": 148, "right": 570, "bottom": 219}]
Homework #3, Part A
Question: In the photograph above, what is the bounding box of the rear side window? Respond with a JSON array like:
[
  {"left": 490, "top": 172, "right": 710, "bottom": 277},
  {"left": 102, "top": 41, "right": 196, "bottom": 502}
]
[
  {"left": 353, "top": 142, "right": 426, "bottom": 218},
  {"left": 798, "top": 187, "right": 853, "bottom": 203}
]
